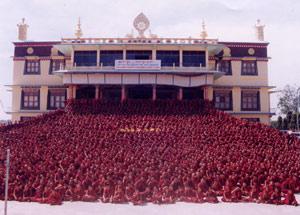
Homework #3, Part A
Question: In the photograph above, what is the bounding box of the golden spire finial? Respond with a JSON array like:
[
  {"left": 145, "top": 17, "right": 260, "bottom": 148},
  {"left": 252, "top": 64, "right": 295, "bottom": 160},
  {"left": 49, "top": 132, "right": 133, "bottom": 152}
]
[
  {"left": 255, "top": 19, "right": 265, "bottom": 41},
  {"left": 200, "top": 20, "right": 208, "bottom": 40},
  {"left": 75, "top": 17, "right": 83, "bottom": 38},
  {"left": 17, "top": 18, "right": 29, "bottom": 41}
]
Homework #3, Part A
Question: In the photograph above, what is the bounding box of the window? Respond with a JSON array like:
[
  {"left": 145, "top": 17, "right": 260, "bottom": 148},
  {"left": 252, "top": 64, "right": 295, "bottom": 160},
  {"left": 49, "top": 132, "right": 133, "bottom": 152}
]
[
  {"left": 24, "top": 60, "right": 40, "bottom": 74},
  {"left": 241, "top": 61, "right": 257, "bottom": 75},
  {"left": 126, "top": 50, "right": 152, "bottom": 60},
  {"left": 47, "top": 89, "right": 67, "bottom": 110},
  {"left": 49, "top": 59, "right": 65, "bottom": 74},
  {"left": 213, "top": 90, "right": 232, "bottom": 110},
  {"left": 74, "top": 51, "right": 97, "bottom": 66},
  {"left": 241, "top": 90, "right": 260, "bottom": 111},
  {"left": 218, "top": 60, "right": 232, "bottom": 75},
  {"left": 21, "top": 89, "right": 40, "bottom": 110},
  {"left": 156, "top": 51, "right": 179, "bottom": 67},
  {"left": 100, "top": 50, "right": 123, "bottom": 66},
  {"left": 182, "top": 51, "right": 206, "bottom": 67},
  {"left": 241, "top": 118, "right": 260, "bottom": 123}
]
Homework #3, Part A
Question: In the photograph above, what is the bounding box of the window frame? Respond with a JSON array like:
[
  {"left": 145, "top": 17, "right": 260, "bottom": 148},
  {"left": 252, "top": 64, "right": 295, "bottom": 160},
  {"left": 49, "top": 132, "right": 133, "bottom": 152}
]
[
  {"left": 241, "top": 90, "right": 260, "bottom": 111},
  {"left": 156, "top": 50, "right": 180, "bottom": 67},
  {"left": 49, "top": 59, "right": 65, "bottom": 74},
  {"left": 241, "top": 60, "right": 258, "bottom": 76},
  {"left": 182, "top": 51, "right": 206, "bottom": 67},
  {"left": 21, "top": 88, "right": 40, "bottom": 110},
  {"left": 24, "top": 60, "right": 40, "bottom": 75},
  {"left": 74, "top": 51, "right": 97, "bottom": 67},
  {"left": 100, "top": 50, "right": 123, "bottom": 66},
  {"left": 213, "top": 90, "right": 233, "bottom": 111},
  {"left": 47, "top": 88, "right": 67, "bottom": 110},
  {"left": 218, "top": 60, "right": 232, "bottom": 75}
]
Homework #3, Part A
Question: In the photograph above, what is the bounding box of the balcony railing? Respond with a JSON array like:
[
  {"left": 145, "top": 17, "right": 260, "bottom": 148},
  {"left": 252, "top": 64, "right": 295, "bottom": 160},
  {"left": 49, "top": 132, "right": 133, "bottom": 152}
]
[{"left": 56, "top": 60, "right": 219, "bottom": 72}]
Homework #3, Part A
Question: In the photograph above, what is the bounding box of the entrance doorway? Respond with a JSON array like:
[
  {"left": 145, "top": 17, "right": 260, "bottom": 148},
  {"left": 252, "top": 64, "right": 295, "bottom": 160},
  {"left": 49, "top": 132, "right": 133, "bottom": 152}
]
[
  {"left": 182, "top": 87, "right": 204, "bottom": 100},
  {"left": 76, "top": 86, "right": 96, "bottom": 99},
  {"left": 102, "top": 86, "right": 122, "bottom": 102},
  {"left": 127, "top": 85, "right": 152, "bottom": 99},
  {"left": 156, "top": 85, "right": 178, "bottom": 100}
]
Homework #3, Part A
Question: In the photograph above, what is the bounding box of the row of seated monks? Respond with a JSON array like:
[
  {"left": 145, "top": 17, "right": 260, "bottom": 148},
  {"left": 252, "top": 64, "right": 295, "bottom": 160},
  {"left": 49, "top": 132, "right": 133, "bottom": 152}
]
[{"left": 0, "top": 99, "right": 299, "bottom": 206}]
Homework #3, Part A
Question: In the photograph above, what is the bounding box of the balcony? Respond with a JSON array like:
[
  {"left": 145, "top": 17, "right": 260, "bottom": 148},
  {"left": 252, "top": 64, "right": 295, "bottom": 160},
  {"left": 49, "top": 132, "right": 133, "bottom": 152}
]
[{"left": 56, "top": 60, "right": 221, "bottom": 76}]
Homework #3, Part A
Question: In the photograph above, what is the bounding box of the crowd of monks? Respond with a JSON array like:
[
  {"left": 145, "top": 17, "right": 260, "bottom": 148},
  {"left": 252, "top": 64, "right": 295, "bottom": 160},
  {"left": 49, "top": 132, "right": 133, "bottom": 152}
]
[{"left": 0, "top": 99, "right": 299, "bottom": 206}]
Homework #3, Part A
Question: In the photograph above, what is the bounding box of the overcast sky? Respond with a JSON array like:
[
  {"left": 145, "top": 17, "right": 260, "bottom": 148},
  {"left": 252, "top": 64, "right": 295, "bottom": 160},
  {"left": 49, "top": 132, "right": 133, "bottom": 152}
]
[{"left": 0, "top": 0, "right": 299, "bottom": 120}]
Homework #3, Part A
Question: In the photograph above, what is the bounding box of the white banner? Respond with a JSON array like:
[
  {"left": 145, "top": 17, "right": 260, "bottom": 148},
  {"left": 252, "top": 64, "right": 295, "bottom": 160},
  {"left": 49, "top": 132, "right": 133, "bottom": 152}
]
[{"left": 115, "top": 60, "right": 161, "bottom": 70}]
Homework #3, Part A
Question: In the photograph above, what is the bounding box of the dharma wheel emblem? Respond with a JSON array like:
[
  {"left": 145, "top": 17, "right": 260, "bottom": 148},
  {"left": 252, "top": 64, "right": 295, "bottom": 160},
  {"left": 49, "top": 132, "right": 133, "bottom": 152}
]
[{"left": 133, "top": 12, "right": 150, "bottom": 38}]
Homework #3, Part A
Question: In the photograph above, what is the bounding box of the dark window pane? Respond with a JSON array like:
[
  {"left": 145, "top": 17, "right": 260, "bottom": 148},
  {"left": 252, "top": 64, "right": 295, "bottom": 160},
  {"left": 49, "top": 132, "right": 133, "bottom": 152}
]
[
  {"left": 49, "top": 59, "right": 65, "bottom": 74},
  {"left": 100, "top": 50, "right": 123, "bottom": 66},
  {"left": 213, "top": 90, "right": 232, "bottom": 110},
  {"left": 126, "top": 50, "right": 152, "bottom": 60},
  {"left": 21, "top": 89, "right": 40, "bottom": 110},
  {"left": 218, "top": 60, "right": 232, "bottom": 75},
  {"left": 241, "top": 61, "right": 257, "bottom": 75},
  {"left": 241, "top": 90, "right": 260, "bottom": 111},
  {"left": 47, "top": 89, "right": 67, "bottom": 110},
  {"left": 74, "top": 51, "right": 97, "bottom": 66},
  {"left": 24, "top": 60, "right": 40, "bottom": 74},
  {"left": 183, "top": 51, "right": 206, "bottom": 67},
  {"left": 156, "top": 51, "right": 179, "bottom": 67}
]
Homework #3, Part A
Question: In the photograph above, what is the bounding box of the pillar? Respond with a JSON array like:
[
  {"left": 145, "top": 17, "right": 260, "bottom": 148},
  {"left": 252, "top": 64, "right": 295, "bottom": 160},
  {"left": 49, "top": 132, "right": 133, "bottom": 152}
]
[
  {"left": 179, "top": 49, "right": 183, "bottom": 67},
  {"left": 72, "top": 85, "right": 78, "bottom": 99},
  {"left": 96, "top": 49, "right": 100, "bottom": 67},
  {"left": 95, "top": 85, "right": 100, "bottom": 99},
  {"left": 67, "top": 85, "right": 73, "bottom": 99},
  {"left": 121, "top": 85, "right": 126, "bottom": 102},
  {"left": 178, "top": 88, "right": 183, "bottom": 100},
  {"left": 152, "top": 49, "right": 156, "bottom": 60},
  {"left": 123, "top": 49, "right": 126, "bottom": 60},
  {"left": 152, "top": 85, "right": 157, "bottom": 101},
  {"left": 203, "top": 86, "right": 213, "bottom": 101}
]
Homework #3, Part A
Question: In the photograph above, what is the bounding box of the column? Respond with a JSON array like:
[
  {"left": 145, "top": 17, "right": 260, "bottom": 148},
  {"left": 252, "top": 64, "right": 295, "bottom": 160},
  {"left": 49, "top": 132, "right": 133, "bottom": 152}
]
[
  {"left": 67, "top": 85, "right": 73, "bottom": 99},
  {"left": 205, "top": 47, "right": 209, "bottom": 69},
  {"left": 96, "top": 49, "right": 100, "bottom": 67},
  {"left": 121, "top": 85, "right": 126, "bottom": 102},
  {"left": 178, "top": 88, "right": 183, "bottom": 100},
  {"left": 95, "top": 85, "right": 100, "bottom": 99},
  {"left": 152, "top": 85, "right": 157, "bottom": 101},
  {"left": 179, "top": 49, "right": 183, "bottom": 67},
  {"left": 72, "top": 85, "right": 78, "bottom": 99},
  {"left": 203, "top": 86, "right": 213, "bottom": 101},
  {"left": 71, "top": 49, "right": 75, "bottom": 67},
  {"left": 123, "top": 49, "right": 126, "bottom": 60},
  {"left": 152, "top": 49, "right": 156, "bottom": 60}
]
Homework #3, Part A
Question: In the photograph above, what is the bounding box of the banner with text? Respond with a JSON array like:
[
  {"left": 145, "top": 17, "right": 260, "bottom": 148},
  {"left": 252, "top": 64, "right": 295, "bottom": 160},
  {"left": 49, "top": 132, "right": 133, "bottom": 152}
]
[{"left": 115, "top": 60, "right": 161, "bottom": 70}]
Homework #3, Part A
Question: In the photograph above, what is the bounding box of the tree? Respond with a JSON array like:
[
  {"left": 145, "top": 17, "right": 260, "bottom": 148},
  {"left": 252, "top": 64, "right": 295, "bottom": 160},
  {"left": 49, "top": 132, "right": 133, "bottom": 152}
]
[
  {"left": 277, "top": 85, "right": 300, "bottom": 114},
  {"left": 277, "top": 116, "right": 283, "bottom": 130}
]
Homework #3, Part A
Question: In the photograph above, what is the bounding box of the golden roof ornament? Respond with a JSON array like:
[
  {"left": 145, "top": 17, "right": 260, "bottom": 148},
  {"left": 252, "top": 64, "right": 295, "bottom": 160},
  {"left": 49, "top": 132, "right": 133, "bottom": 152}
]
[
  {"left": 75, "top": 17, "right": 83, "bottom": 38},
  {"left": 200, "top": 20, "right": 208, "bottom": 40},
  {"left": 17, "top": 18, "right": 29, "bottom": 41},
  {"left": 133, "top": 13, "right": 150, "bottom": 38},
  {"left": 255, "top": 19, "right": 265, "bottom": 41}
]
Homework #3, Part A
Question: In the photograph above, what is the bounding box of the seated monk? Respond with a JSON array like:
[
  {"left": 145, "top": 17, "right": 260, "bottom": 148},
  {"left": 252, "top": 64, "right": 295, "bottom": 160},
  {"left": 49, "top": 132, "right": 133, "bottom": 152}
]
[
  {"left": 82, "top": 186, "right": 98, "bottom": 202},
  {"left": 125, "top": 185, "right": 134, "bottom": 201},
  {"left": 102, "top": 185, "right": 112, "bottom": 203},
  {"left": 111, "top": 185, "right": 126, "bottom": 203},
  {"left": 152, "top": 187, "right": 163, "bottom": 204},
  {"left": 249, "top": 186, "right": 260, "bottom": 202},
  {"left": 44, "top": 189, "right": 62, "bottom": 205},
  {"left": 221, "top": 185, "right": 232, "bottom": 202},
  {"left": 161, "top": 186, "right": 175, "bottom": 204},
  {"left": 231, "top": 187, "right": 243, "bottom": 202},
  {"left": 205, "top": 189, "right": 218, "bottom": 203},
  {"left": 270, "top": 187, "right": 282, "bottom": 205},
  {"left": 258, "top": 189, "right": 271, "bottom": 204},
  {"left": 282, "top": 190, "right": 298, "bottom": 206}
]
